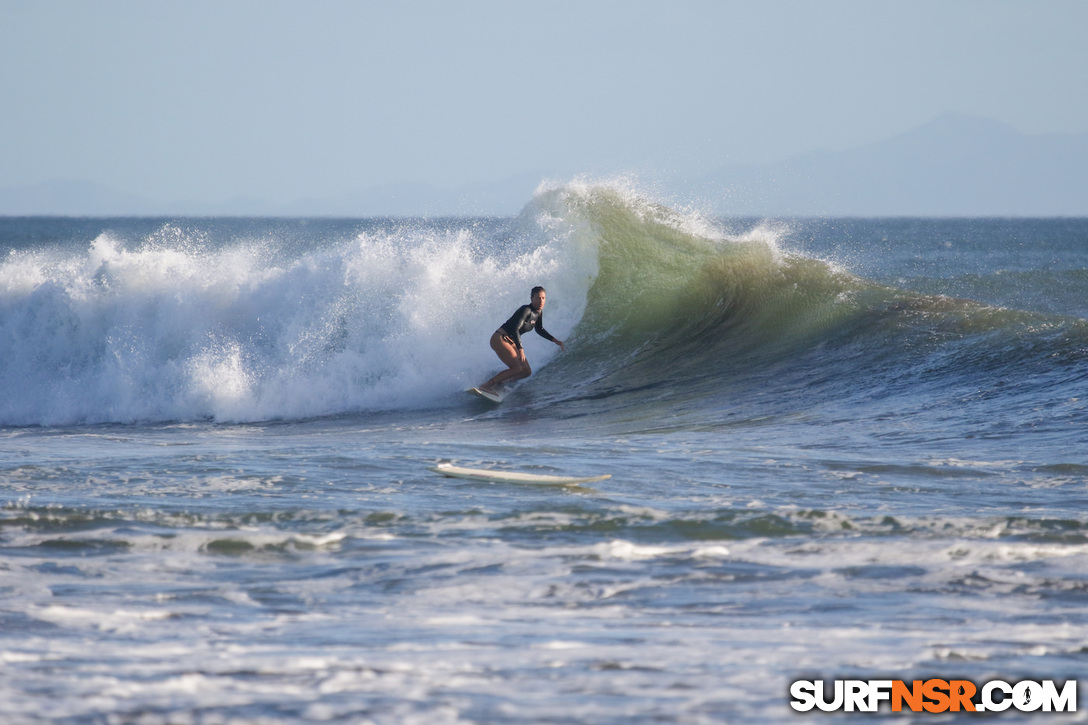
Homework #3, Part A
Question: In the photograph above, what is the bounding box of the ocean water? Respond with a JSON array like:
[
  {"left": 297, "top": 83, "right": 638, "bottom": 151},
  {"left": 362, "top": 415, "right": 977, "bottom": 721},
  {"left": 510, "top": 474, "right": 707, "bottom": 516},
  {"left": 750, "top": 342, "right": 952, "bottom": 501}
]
[{"left": 1, "top": 182, "right": 1086, "bottom": 723}]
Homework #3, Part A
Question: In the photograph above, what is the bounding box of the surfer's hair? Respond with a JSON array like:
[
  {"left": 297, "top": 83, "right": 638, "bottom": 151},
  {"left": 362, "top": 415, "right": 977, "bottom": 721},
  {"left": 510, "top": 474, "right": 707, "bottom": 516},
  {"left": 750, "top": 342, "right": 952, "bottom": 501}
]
[{"left": 531, "top": 286, "right": 546, "bottom": 297}]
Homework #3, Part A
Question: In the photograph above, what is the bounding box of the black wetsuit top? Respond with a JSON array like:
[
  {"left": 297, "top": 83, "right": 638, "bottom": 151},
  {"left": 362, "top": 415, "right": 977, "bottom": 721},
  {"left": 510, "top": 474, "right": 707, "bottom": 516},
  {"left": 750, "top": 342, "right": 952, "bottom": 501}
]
[{"left": 499, "top": 304, "right": 556, "bottom": 350}]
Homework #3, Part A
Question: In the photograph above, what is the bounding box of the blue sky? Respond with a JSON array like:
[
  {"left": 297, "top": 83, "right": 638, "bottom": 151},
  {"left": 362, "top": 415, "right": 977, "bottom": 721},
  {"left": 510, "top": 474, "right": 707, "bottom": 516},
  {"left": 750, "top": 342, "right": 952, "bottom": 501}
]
[{"left": 2, "top": 0, "right": 1086, "bottom": 206}]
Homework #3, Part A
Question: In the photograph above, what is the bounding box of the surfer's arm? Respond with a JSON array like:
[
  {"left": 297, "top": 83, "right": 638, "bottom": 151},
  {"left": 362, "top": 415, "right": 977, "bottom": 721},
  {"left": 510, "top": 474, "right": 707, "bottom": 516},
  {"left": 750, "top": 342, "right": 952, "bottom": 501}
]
[{"left": 535, "top": 314, "right": 564, "bottom": 350}]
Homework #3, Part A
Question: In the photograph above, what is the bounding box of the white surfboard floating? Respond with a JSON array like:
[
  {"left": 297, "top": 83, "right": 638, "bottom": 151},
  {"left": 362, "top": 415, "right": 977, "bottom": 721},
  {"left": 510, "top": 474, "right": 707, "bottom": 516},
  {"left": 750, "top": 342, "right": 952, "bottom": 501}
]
[
  {"left": 468, "top": 387, "right": 504, "bottom": 403},
  {"left": 428, "top": 463, "right": 611, "bottom": 485}
]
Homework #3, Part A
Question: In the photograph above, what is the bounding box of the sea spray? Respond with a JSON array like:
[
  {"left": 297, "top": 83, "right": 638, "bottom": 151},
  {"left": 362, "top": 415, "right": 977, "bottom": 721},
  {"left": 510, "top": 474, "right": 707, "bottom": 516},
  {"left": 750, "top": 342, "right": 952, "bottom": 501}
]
[{"left": 0, "top": 212, "right": 594, "bottom": 425}]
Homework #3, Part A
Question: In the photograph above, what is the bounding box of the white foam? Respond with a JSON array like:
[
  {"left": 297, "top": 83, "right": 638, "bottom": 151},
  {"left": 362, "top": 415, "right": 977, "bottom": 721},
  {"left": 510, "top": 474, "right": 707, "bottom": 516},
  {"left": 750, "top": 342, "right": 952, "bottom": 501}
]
[
  {"left": 4, "top": 502, "right": 1087, "bottom": 723},
  {"left": 0, "top": 211, "right": 599, "bottom": 425}
]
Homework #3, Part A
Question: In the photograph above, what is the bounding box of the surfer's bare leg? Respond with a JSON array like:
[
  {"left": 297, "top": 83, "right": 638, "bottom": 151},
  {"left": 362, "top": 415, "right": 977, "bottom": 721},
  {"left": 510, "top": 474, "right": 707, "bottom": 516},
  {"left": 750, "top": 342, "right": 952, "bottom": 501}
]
[
  {"left": 485, "top": 356, "right": 531, "bottom": 390},
  {"left": 481, "top": 331, "right": 531, "bottom": 392}
]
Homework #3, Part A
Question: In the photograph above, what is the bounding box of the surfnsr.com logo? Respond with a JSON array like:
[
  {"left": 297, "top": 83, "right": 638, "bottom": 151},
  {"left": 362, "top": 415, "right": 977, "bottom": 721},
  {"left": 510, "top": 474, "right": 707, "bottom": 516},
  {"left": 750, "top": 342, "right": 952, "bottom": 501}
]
[{"left": 790, "top": 679, "right": 1077, "bottom": 713}]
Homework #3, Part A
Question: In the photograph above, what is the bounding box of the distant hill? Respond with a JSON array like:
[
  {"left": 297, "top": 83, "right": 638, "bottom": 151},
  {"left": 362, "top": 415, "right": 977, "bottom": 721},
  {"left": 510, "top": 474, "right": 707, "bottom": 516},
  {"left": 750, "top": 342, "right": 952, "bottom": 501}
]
[
  {"left": 0, "top": 175, "right": 545, "bottom": 218},
  {"left": 0, "top": 179, "right": 163, "bottom": 216},
  {"left": 697, "top": 113, "right": 1088, "bottom": 216},
  {"left": 278, "top": 172, "right": 547, "bottom": 217},
  {"left": 3, "top": 115, "right": 1086, "bottom": 217}
]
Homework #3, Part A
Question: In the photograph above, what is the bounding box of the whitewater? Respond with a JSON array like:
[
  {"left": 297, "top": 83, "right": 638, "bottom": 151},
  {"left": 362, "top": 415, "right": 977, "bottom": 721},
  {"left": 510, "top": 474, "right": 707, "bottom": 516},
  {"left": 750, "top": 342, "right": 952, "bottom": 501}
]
[
  {"left": 1, "top": 182, "right": 1086, "bottom": 723},
  {"left": 0, "top": 191, "right": 594, "bottom": 424}
]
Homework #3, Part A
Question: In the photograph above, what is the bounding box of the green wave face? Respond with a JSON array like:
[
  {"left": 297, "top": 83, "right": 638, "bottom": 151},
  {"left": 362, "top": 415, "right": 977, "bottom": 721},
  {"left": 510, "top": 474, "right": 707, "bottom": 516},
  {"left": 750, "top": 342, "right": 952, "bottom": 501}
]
[{"left": 527, "top": 183, "right": 1087, "bottom": 409}]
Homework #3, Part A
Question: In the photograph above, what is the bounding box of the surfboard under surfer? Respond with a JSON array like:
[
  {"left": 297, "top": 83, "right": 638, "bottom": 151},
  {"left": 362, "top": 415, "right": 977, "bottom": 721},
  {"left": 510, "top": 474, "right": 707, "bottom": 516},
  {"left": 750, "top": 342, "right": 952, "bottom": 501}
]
[{"left": 477, "top": 286, "right": 564, "bottom": 395}]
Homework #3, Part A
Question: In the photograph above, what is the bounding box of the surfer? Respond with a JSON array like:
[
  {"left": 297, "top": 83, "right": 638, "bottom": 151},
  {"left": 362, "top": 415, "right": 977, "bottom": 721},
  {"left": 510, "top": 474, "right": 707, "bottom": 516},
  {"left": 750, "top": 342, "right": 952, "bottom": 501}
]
[{"left": 478, "top": 286, "right": 564, "bottom": 395}]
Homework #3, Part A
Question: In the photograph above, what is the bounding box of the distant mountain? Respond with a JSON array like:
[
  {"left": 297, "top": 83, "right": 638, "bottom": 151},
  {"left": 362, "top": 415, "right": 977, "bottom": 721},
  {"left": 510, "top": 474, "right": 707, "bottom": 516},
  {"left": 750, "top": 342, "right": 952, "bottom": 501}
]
[
  {"left": 697, "top": 113, "right": 1088, "bottom": 216},
  {"left": 0, "top": 174, "right": 545, "bottom": 218},
  {"left": 0, "top": 179, "right": 163, "bottom": 216},
  {"left": 279, "top": 172, "right": 546, "bottom": 217},
  {"left": 3, "top": 116, "right": 1086, "bottom": 216}
]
